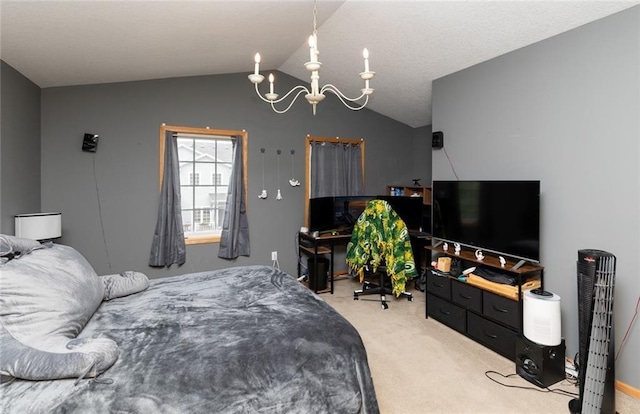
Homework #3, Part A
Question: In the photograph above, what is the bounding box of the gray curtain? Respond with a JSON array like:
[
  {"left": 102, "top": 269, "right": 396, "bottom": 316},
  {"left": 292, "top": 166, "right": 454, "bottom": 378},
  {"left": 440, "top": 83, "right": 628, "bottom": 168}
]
[
  {"left": 218, "top": 136, "right": 250, "bottom": 259},
  {"left": 149, "top": 131, "right": 186, "bottom": 267},
  {"left": 310, "top": 141, "right": 364, "bottom": 197}
]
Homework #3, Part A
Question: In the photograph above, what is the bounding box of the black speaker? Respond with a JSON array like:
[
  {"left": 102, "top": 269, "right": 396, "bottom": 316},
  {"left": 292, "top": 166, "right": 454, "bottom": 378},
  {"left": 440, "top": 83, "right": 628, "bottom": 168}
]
[
  {"left": 432, "top": 131, "right": 443, "bottom": 149},
  {"left": 82, "top": 133, "right": 99, "bottom": 152},
  {"left": 516, "top": 334, "right": 565, "bottom": 388}
]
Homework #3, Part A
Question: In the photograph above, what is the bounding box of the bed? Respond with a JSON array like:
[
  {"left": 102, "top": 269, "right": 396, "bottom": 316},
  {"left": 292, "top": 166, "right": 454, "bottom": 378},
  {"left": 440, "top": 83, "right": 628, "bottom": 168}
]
[{"left": 0, "top": 237, "right": 379, "bottom": 413}]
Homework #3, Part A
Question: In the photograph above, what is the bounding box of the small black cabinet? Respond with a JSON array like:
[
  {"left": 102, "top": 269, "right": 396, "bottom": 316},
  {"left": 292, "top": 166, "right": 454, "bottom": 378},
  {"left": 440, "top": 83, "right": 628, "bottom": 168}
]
[{"left": 425, "top": 245, "right": 543, "bottom": 360}]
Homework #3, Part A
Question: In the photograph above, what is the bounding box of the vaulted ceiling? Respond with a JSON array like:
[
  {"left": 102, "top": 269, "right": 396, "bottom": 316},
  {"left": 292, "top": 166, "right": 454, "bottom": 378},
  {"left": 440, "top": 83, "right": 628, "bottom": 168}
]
[{"left": 2, "top": 0, "right": 638, "bottom": 127}]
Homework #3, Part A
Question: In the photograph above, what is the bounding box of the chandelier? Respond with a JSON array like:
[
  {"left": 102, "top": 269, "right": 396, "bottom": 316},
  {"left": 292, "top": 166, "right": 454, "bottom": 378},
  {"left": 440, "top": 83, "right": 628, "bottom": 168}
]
[{"left": 248, "top": 0, "right": 375, "bottom": 115}]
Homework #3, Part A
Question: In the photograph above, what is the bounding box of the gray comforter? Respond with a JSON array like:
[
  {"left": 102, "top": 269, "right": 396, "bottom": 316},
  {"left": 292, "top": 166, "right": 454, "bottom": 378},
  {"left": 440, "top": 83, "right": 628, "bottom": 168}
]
[{"left": 1, "top": 265, "right": 379, "bottom": 413}]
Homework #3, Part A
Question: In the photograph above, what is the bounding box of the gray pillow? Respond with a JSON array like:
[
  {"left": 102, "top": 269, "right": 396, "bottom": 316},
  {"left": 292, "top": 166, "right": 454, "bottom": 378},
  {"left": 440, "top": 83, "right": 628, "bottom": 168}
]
[
  {"left": 101, "top": 271, "right": 150, "bottom": 301},
  {"left": 0, "top": 243, "right": 116, "bottom": 380},
  {"left": 0, "top": 234, "right": 41, "bottom": 259},
  {"left": 0, "top": 322, "right": 118, "bottom": 381},
  {"left": 1, "top": 244, "right": 104, "bottom": 341}
]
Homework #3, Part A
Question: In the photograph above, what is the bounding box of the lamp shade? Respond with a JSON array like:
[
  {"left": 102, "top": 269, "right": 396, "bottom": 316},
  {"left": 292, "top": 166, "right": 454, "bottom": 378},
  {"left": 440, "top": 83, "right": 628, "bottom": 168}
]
[{"left": 15, "top": 212, "right": 62, "bottom": 240}]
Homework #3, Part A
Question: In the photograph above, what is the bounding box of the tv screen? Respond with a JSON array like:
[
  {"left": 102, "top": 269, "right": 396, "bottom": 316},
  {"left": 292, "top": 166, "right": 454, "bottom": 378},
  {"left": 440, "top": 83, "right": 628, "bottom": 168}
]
[
  {"left": 309, "top": 197, "right": 335, "bottom": 232},
  {"left": 378, "top": 196, "right": 424, "bottom": 231},
  {"left": 432, "top": 180, "right": 540, "bottom": 262}
]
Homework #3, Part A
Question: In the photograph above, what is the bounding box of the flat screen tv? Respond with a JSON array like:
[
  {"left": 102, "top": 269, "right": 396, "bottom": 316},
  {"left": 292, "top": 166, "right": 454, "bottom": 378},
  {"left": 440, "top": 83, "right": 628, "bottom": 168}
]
[
  {"left": 432, "top": 180, "right": 540, "bottom": 263},
  {"left": 308, "top": 196, "right": 335, "bottom": 232},
  {"left": 378, "top": 196, "right": 424, "bottom": 231}
]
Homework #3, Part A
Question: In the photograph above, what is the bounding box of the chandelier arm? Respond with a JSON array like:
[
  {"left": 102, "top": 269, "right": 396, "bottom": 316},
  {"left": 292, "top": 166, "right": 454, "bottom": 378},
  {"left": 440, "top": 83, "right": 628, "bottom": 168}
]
[
  {"left": 321, "top": 84, "right": 369, "bottom": 110},
  {"left": 254, "top": 83, "right": 310, "bottom": 105},
  {"left": 270, "top": 89, "right": 310, "bottom": 114},
  {"left": 321, "top": 84, "right": 367, "bottom": 102}
]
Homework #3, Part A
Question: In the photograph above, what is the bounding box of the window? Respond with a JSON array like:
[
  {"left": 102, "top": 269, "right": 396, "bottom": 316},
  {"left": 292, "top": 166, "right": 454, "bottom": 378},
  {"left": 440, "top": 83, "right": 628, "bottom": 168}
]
[
  {"left": 159, "top": 125, "right": 248, "bottom": 245},
  {"left": 304, "top": 135, "right": 365, "bottom": 227}
]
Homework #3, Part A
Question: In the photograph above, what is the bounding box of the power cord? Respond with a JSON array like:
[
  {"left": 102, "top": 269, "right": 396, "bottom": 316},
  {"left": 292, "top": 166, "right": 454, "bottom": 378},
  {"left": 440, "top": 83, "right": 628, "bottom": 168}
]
[
  {"left": 93, "top": 155, "right": 112, "bottom": 271},
  {"left": 615, "top": 295, "right": 639, "bottom": 361},
  {"left": 484, "top": 370, "right": 579, "bottom": 398},
  {"left": 442, "top": 146, "right": 460, "bottom": 180}
]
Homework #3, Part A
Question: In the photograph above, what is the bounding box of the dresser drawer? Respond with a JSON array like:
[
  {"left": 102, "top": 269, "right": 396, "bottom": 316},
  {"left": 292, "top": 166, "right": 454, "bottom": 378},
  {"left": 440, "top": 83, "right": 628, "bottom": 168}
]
[
  {"left": 427, "top": 293, "right": 466, "bottom": 334},
  {"left": 483, "top": 291, "right": 519, "bottom": 329},
  {"left": 427, "top": 271, "right": 452, "bottom": 300},
  {"left": 467, "top": 312, "right": 517, "bottom": 359},
  {"left": 451, "top": 281, "right": 482, "bottom": 313}
]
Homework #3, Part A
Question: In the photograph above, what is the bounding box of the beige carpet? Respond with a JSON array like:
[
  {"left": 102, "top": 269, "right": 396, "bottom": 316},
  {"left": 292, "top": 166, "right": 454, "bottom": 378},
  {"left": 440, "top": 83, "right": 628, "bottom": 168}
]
[{"left": 321, "top": 276, "right": 639, "bottom": 414}]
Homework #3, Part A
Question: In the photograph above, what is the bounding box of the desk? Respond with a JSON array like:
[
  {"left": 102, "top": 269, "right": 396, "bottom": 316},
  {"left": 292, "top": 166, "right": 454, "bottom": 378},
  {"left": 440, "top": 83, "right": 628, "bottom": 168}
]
[
  {"left": 408, "top": 231, "right": 431, "bottom": 285},
  {"left": 298, "top": 232, "right": 352, "bottom": 294}
]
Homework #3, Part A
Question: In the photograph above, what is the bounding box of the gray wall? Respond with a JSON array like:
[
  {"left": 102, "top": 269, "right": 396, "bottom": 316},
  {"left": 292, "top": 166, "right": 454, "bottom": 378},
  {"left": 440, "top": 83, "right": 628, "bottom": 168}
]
[
  {"left": 412, "top": 124, "right": 432, "bottom": 186},
  {"left": 38, "top": 71, "right": 417, "bottom": 279},
  {"left": 432, "top": 7, "right": 639, "bottom": 388},
  {"left": 0, "top": 61, "right": 41, "bottom": 234}
]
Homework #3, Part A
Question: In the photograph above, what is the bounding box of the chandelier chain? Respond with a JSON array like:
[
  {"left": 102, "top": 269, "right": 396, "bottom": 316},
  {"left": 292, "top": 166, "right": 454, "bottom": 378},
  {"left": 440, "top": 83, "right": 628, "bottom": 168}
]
[{"left": 312, "top": 0, "right": 318, "bottom": 36}]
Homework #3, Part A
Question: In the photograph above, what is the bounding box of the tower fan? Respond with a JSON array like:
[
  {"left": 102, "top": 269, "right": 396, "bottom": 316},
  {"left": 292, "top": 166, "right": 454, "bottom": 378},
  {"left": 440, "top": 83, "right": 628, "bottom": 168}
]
[{"left": 569, "top": 250, "right": 616, "bottom": 414}]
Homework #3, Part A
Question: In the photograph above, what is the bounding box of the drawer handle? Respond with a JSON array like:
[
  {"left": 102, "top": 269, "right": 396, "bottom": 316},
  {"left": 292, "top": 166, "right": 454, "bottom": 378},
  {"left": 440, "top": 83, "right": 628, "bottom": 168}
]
[
  {"left": 492, "top": 305, "right": 509, "bottom": 314},
  {"left": 434, "top": 282, "right": 444, "bottom": 288},
  {"left": 483, "top": 331, "right": 498, "bottom": 339},
  {"left": 459, "top": 293, "right": 472, "bottom": 299},
  {"left": 439, "top": 308, "right": 451, "bottom": 316}
]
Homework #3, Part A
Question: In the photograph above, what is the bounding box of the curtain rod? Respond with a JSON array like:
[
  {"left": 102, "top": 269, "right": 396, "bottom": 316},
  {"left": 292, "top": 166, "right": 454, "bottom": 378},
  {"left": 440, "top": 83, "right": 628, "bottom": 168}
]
[{"left": 306, "top": 135, "right": 363, "bottom": 145}]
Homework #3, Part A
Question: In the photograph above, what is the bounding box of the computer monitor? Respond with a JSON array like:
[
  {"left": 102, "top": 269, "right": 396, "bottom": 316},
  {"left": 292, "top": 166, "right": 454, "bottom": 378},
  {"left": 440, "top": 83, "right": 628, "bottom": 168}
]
[
  {"left": 308, "top": 197, "right": 335, "bottom": 232},
  {"left": 333, "top": 196, "right": 375, "bottom": 228},
  {"left": 377, "top": 196, "right": 424, "bottom": 231}
]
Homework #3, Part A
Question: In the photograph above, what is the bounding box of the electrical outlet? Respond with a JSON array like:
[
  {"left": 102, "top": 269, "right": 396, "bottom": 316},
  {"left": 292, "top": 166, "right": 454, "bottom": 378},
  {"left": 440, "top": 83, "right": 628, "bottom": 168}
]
[{"left": 271, "top": 251, "right": 277, "bottom": 261}]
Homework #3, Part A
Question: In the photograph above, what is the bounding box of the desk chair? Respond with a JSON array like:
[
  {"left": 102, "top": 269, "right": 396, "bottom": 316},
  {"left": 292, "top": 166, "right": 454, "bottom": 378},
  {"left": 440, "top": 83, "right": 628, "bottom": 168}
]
[{"left": 346, "top": 199, "right": 418, "bottom": 309}]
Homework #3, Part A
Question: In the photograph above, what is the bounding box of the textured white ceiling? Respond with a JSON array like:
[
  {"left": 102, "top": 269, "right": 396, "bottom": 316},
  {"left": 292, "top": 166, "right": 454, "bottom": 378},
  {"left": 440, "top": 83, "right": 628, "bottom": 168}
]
[{"left": 1, "top": 0, "right": 638, "bottom": 127}]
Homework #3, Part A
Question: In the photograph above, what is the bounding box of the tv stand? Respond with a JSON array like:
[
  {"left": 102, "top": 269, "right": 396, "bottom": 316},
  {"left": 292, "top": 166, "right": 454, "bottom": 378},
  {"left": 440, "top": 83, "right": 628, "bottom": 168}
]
[
  {"left": 512, "top": 259, "right": 527, "bottom": 271},
  {"left": 425, "top": 244, "right": 543, "bottom": 360}
]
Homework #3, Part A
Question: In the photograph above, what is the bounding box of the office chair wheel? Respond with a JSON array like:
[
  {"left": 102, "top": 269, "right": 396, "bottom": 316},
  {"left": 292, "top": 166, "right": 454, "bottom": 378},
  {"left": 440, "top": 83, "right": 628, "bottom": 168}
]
[
  {"left": 408, "top": 296, "right": 413, "bottom": 302},
  {"left": 382, "top": 302, "right": 388, "bottom": 310}
]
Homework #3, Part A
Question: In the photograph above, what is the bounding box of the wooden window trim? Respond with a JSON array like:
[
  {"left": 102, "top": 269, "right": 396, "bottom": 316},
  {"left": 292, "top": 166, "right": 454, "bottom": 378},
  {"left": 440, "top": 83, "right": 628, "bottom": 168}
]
[{"left": 159, "top": 124, "right": 248, "bottom": 245}]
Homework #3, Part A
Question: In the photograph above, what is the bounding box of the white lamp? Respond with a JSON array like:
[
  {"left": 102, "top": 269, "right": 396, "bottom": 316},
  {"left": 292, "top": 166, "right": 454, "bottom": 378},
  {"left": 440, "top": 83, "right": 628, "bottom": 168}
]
[{"left": 15, "top": 212, "right": 62, "bottom": 241}]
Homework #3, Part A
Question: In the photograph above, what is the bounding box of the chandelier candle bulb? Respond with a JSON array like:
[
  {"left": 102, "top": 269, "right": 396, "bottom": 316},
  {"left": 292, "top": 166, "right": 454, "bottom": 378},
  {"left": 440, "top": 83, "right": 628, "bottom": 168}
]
[
  {"left": 254, "top": 53, "right": 260, "bottom": 75},
  {"left": 309, "top": 36, "right": 315, "bottom": 62},
  {"left": 269, "top": 73, "right": 274, "bottom": 94},
  {"left": 363, "top": 48, "right": 369, "bottom": 72}
]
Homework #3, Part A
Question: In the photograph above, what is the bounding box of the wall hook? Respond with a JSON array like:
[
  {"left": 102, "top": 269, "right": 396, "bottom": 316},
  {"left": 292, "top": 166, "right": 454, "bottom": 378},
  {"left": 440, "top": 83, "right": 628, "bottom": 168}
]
[{"left": 289, "top": 149, "right": 300, "bottom": 187}]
